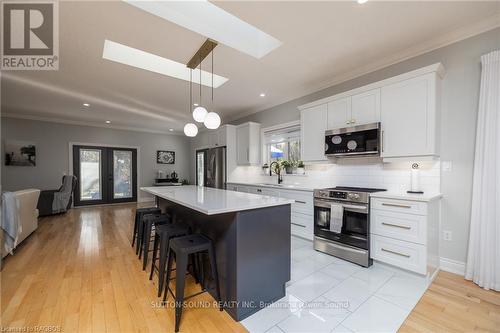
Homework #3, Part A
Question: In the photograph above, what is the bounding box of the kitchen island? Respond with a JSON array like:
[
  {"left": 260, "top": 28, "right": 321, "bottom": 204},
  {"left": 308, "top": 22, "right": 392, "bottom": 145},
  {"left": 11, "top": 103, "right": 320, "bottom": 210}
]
[{"left": 140, "top": 186, "right": 293, "bottom": 321}]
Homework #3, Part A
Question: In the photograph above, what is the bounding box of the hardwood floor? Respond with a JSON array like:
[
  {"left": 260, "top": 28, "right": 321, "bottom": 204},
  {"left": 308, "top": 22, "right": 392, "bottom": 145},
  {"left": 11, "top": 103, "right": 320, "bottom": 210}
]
[{"left": 1, "top": 203, "right": 499, "bottom": 332}]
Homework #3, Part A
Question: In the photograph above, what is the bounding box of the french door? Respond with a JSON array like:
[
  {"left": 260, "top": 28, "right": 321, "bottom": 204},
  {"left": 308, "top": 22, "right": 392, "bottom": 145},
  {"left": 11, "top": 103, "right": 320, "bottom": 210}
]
[{"left": 73, "top": 145, "right": 137, "bottom": 206}]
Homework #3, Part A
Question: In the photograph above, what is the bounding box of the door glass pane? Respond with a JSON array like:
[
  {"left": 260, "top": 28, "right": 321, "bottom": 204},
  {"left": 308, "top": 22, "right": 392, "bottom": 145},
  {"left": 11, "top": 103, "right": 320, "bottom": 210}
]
[
  {"left": 80, "top": 149, "right": 101, "bottom": 200},
  {"left": 113, "top": 150, "right": 133, "bottom": 199},
  {"left": 197, "top": 152, "right": 204, "bottom": 186}
]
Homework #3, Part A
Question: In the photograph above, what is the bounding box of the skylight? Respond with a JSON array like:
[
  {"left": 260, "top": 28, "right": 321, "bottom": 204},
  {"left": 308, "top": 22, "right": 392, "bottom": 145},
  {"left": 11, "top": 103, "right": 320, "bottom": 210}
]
[
  {"left": 102, "top": 40, "right": 228, "bottom": 88},
  {"left": 123, "top": 0, "right": 282, "bottom": 59}
]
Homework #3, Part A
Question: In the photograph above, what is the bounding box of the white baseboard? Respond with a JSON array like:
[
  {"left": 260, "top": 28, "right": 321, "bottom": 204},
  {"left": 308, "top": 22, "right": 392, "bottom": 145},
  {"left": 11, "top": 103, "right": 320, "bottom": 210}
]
[{"left": 439, "top": 257, "right": 466, "bottom": 276}]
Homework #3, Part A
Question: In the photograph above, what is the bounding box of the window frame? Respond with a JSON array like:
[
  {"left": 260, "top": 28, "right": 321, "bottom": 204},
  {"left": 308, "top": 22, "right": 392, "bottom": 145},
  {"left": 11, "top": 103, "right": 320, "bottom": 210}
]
[{"left": 261, "top": 120, "right": 301, "bottom": 165}]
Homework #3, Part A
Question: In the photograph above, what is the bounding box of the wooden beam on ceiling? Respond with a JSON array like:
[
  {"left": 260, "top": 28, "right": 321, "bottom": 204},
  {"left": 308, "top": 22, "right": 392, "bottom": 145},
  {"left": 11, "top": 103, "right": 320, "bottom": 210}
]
[{"left": 186, "top": 39, "right": 218, "bottom": 69}]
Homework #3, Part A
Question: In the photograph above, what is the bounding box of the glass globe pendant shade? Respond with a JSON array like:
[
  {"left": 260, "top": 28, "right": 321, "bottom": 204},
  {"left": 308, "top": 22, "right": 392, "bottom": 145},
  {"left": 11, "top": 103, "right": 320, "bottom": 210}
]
[
  {"left": 183, "top": 123, "right": 198, "bottom": 137},
  {"left": 192, "top": 106, "right": 208, "bottom": 122},
  {"left": 203, "top": 112, "right": 221, "bottom": 129}
]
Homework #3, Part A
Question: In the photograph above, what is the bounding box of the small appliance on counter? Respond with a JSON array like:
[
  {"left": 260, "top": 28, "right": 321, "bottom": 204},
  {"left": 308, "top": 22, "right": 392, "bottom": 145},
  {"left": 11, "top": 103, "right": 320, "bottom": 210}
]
[{"left": 313, "top": 186, "right": 386, "bottom": 267}]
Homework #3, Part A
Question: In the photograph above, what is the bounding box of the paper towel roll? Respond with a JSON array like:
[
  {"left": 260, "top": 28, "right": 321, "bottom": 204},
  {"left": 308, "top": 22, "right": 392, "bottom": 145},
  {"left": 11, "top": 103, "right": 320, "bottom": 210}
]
[{"left": 411, "top": 168, "right": 420, "bottom": 192}]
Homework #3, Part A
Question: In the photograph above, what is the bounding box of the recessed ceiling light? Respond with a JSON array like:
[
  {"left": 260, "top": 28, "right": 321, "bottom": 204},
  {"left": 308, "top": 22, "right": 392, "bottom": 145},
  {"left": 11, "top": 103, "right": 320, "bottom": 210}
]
[
  {"left": 260, "top": 93, "right": 266, "bottom": 97},
  {"left": 357, "top": 0, "right": 368, "bottom": 4},
  {"left": 102, "top": 40, "right": 229, "bottom": 88},
  {"left": 83, "top": 103, "right": 90, "bottom": 107},
  {"left": 193, "top": 103, "right": 199, "bottom": 107},
  {"left": 105, "top": 120, "right": 111, "bottom": 124},
  {"left": 169, "top": 128, "right": 174, "bottom": 132},
  {"left": 123, "top": 1, "right": 282, "bottom": 59}
]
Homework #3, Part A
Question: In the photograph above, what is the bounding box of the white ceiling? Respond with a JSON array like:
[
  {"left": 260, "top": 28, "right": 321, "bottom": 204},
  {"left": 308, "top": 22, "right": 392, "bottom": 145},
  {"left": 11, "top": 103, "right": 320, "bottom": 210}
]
[{"left": 2, "top": 1, "right": 499, "bottom": 134}]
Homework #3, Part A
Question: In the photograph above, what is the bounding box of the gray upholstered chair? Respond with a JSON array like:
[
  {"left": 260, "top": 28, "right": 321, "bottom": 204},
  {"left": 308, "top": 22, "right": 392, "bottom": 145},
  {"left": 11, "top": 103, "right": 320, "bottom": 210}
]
[{"left": 37, "top": 175, "right": 77, "bottom": 216}]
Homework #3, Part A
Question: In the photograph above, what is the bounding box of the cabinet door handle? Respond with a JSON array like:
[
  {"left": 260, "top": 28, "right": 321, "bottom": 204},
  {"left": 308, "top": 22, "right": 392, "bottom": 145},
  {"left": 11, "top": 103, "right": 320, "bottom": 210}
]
[
  {"left": 351, "top": 119, "right": 356, "bottom": 123},
  {"left": 291, "top": 222, "right": 306, "bottom": 228},
  {"left": 382, "top": 203, "right": 412, "bottom": 209},
  {"left": 381, "top": 248, "right": 410, "bottom": 258},
  {"left": 295, "top": 200, "right": 307, "bottom": 204},
  {"left": 382, "top": 222, "right": 411, "bottom": 230},
  {"left": 247, "top": 148, "right": 249, "bottom": 161},
  {"left": 346, "top": 121, "right": 351, "bottom": 125}
]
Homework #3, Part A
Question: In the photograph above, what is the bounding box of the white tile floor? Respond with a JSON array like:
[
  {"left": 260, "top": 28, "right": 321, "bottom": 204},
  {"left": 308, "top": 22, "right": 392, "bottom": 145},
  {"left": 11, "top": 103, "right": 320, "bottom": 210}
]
[{"left": 241, "top": 236, "right": 429, "bottom": 333}]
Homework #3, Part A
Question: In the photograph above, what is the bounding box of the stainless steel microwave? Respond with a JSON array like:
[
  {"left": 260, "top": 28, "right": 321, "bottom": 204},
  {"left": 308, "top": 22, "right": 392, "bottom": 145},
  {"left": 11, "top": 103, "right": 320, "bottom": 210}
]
[{"left": 324, "top": 122, "right": 381, "bottom": 157}]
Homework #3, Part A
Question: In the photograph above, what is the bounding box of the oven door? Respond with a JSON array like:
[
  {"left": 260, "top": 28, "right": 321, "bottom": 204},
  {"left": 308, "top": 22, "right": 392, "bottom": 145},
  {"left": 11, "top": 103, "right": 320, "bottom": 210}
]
[{"left": 314, "top": 198, "right": 369, "bottom": 250}]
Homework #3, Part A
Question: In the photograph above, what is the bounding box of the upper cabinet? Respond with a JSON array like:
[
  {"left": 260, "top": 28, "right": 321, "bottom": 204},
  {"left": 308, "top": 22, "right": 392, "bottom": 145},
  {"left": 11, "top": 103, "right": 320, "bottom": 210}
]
[
  {"left": 381, "top": 74, "right": 438, "bottom": 158},
  {"left": 298, "top": 63, "right": 444, "bottom": 161},
  {"left": 236, "top": 122, "right": 261, "bottom": 165},
  {"left": 193, "top": 125, "right": 229, "bottom": 150},
  {"left": 327, "top": 97, "right": 351, "bottom": 129},
  {"left": 351, "top": 89, "right": 381, "bottom": 126},
  {"left": 301, "top": 104, "right": 328, "bottom": 162},
  {"left": 327, "top": 89, "right": 381, "bottom": 129}
]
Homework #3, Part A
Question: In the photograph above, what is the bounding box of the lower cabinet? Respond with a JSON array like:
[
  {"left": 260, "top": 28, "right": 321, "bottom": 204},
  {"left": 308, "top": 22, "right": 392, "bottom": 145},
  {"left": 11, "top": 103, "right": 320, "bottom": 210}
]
[
  {"left": 370, "top": 197, "right": 440, "bottom": 276},
  {"left": 228, "top": 183, "right": 314, "bottom": 240}
]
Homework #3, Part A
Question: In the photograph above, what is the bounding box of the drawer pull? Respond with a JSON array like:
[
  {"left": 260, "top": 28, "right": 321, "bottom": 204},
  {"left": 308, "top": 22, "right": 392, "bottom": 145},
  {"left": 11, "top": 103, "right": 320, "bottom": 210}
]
[
  {"left": 382, "top": 203, "right": 412, "bottom": 209},
  {"left": 381, "top": 248, "right": 410, "bottom": 258},
  {"left": 291, "top": 222, "right": 306, "bottom": 228},
  {"left": 382, "top": 222, "right": 411, "bottom": 230},
  {"left": 295, "top": 200, "right": 307, "bottom": 204},
  {"left": 257, "top": 189, "right": 262, "bottom": 193}
]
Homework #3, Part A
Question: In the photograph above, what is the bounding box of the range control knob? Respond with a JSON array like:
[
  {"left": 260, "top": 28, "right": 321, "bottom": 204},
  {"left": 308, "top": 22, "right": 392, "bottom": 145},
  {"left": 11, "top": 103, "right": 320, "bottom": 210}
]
[{"left": 348, "top": 193, "right": 360, "bottom": 200}]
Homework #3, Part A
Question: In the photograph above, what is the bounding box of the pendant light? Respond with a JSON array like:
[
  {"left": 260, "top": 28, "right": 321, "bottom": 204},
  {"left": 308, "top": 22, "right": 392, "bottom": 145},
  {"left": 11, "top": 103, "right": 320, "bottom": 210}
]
[
  {"left": 204, "top": 49, "right": 221, "bottom": 130},
  {"left": 184, "top": 69, "right": 198, "bottom": 137},
  {"left": 192, "top": 54, "right": 208, "bottom": 122}
]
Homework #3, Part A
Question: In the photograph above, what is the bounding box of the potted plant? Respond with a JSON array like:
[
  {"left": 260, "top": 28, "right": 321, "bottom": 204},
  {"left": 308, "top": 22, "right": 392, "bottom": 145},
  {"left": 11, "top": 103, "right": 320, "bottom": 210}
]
[
  {"left": 281, "top": 160, "right": 293, "bottom": 174},
  {"left": 297, "top": 160, "right": 305, "bottom": 175}
]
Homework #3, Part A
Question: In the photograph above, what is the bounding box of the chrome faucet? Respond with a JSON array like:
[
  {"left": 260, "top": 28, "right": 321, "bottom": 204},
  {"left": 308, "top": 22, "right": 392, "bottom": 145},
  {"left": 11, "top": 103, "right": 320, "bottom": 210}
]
[{"left": 269, "top": 161, "right": 283, "bottom": 184}]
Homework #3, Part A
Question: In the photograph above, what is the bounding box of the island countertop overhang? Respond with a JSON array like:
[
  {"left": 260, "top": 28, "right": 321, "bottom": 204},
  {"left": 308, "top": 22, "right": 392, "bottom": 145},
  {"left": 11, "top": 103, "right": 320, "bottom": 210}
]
[{"left": 140, "top": 185, "right": 294, "bottom": 215}]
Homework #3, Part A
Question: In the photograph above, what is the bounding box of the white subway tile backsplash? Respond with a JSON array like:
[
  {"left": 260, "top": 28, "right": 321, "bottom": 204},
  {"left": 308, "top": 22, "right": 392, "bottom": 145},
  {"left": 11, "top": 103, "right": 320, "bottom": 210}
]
[{"left": 229, "top": 160, "right": 440, "bottom": 193}]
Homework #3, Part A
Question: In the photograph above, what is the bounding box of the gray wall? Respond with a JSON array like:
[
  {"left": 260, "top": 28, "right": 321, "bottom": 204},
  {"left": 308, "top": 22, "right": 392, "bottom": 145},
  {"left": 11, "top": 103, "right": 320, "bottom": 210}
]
[
  {"left": 1, "top": 117, "right": 191, "bottom": 201},
  {"left": 231, "top": 28, "right": 500, "bottom": 264}
]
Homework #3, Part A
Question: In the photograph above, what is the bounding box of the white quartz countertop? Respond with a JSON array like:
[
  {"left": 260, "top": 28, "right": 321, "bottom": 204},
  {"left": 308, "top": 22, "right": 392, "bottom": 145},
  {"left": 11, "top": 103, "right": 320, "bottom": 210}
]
[
  {"left": 227, "top": 182, "right": 314, "bottom": 192},
  {"left": 370, "top": 191, "right": 443, "bottom": 202},
  {"left": 141, "top": 186, "right": 295, "bottom": 215}
]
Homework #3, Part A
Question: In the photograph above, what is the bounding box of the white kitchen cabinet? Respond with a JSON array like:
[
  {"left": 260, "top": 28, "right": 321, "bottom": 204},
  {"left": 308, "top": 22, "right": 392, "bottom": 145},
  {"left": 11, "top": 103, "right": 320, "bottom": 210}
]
[
  {"left": 381, "top": 73, "right": 439, "bottom": 158},
  {"left": 326, "top": 90, "right": 380, "bottom": 129},
  {"left": 300, "top": 104, "right": 328, "bottom": 162},
  {"left": 351, "top": 89, "right": 381, "bottom": 126},
  {"left": 228, "top": 183, "right": 314, "bottom": 240},
  {"left": 236, "top": 122, "right": 261, "bottom": 165},
  {"left": 327, "top": 97, "right": 351, "bottom": 129},
  {"left": 370, "top": 195, "right": 440, "bottom": 277}
]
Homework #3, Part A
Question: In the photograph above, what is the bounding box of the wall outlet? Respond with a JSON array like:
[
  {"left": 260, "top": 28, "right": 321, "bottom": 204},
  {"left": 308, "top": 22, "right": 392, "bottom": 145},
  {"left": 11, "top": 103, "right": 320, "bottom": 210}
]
[
  {"left": 443, "top": 230, "right": 453, "bottom": 241},
  {"left": 442, "top": 161, "right": 453, "bottom": 172}
]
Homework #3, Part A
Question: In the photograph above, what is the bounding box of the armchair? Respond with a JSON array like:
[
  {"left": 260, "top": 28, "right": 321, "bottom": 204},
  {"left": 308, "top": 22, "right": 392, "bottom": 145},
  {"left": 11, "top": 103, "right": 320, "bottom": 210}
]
[{"left": 37, "top": 175, "right": 77, "bottom": 217}]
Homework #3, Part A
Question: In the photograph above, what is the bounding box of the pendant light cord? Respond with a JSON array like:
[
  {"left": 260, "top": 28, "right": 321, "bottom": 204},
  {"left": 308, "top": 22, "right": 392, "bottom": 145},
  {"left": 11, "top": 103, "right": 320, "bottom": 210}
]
[
  {"left": 199, "top": 54, "right": 202, "bottom": 105},
  {"left": 211, "top": 49, "right": 214, "bottom": 106},
  {"left": 189, "top": 69, "right": 192, "bottom": 113}
]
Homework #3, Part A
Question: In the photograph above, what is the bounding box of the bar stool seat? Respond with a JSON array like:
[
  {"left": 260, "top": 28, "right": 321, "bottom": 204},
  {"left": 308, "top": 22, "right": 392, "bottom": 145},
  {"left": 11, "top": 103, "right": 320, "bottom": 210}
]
[
  {"left": 164, "top": 234, "right": 222, "bottom": 332},
  {"left": 132, "top": 207, "right": 161, "bottom": 251},
  {"left": 139, "top": 213, "right": 171, "bottom": 270},
  {"left": 149, "top": 223, "right": 190, "bottom": 296}
]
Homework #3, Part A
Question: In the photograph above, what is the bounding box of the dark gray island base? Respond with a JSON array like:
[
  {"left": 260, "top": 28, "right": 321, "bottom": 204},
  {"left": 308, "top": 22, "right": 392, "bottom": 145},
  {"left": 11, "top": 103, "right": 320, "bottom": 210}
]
[{"left": 156, "top": 196, "right": 291, "bottom": 321}]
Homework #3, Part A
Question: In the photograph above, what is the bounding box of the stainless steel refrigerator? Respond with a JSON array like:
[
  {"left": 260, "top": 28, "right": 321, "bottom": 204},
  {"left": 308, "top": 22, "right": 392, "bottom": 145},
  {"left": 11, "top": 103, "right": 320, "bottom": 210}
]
[{"left": 196, "top": 147, "right": 226, "bottom": 189}]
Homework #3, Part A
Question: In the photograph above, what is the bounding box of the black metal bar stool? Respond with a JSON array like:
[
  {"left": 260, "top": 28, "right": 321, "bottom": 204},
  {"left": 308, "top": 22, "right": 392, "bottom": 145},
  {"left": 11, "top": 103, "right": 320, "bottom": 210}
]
[
  {"left": 149, "top": 223, "right": 190, "bottom": 296},
  {"left": 164, "top": 234, "right": 222, "bottom": 332},
  {"left": 139, "top": 213, "right": 171, "bottom": 270},
  {"left": 132, "top": 207, "right": 161, "bottom": 251}
]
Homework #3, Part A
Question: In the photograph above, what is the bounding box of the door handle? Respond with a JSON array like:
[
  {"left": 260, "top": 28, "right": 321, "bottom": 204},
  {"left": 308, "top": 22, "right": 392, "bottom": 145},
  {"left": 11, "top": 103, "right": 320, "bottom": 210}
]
[
  {"left": 381, "top": 248, "right": 410, "bottom": 258},
  {"left": 382, "top": 203, "right": 412, "bottom": 209},
  {"left": 382, "top": 222, "right": 411, "bottom": 230},
  {"left": 381, "top": 130, "right": 384, "bottom": 153},
  {"left": 295, "top": 200, "right": 307, "bottom": 204}
]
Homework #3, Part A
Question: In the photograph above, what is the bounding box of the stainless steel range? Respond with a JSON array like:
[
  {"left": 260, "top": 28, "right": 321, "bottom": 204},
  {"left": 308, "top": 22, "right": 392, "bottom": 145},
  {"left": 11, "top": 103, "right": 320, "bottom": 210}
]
[{"left": 313, "top": 186, "right": 386, "bottom": 267}]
